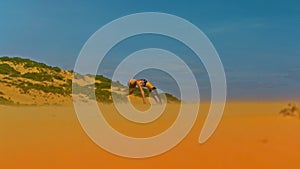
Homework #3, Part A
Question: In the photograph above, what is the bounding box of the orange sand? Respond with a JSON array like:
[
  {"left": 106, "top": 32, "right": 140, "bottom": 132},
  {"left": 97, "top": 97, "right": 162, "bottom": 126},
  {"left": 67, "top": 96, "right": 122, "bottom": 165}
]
[{"left": 1, "top": 101, "right": 300, "bottom": 169}]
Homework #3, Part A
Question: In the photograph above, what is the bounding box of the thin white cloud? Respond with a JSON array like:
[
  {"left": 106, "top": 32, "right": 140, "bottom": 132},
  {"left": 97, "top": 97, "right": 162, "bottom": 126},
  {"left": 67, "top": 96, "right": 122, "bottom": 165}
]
[{"left": 204, "top": 19, "right": 267, "bottom": 34}]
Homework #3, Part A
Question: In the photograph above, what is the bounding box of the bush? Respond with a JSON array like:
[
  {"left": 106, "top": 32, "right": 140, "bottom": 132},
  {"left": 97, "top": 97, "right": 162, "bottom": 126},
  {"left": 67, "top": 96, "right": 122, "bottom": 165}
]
[
  {"left": 51, "top": 66, "right": 61, "bottom": 73},
  {"left": 111, "top": 81, "right": 124, "bottom": 88},
  {"left": 53, "top": 74, "right": 64, "bottom": 80},
  {"left": 95, "top": 82, "right": 111, "bottom": 89},
  {"left": 132, "top": 87, "right": 149, "bottom": 97},
  {"left": 95, "top": 89, "right": 111, "bottom": 102},
  {"left": 95, "top": 75, "right": 111, "bottom": 83},
  {"left": 0, "top": 63, "right": 20, "bottom": 76},
  {"left": 21, "top": 72, "right": 53, "bottom": 82},
  {"left": 0, "top": 56, "right": 12, "bottom": 62},
  {"left": 72, "top": 83, "right": 94, "bottom": 97},
  {"left": 164, "top": 93, "right": 180, "bottom": 102},
  {"left": 3, "top": 77, "right": 12, "bottom": 80},
  {"left": 0, "top": 96, "right": 14, "bottom": 104},
  {"left": 0, "top": 56, "right": 61, "bottom": 72},
  {"left": 17, "top": 81, "right": 69, "bottom": 95}
]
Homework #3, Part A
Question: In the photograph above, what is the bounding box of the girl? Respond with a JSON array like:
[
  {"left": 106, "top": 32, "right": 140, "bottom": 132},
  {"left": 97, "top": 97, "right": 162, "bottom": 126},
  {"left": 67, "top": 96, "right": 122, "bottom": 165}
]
[{"left": 128, "top": 78, "right": 162, "bottom": 104}]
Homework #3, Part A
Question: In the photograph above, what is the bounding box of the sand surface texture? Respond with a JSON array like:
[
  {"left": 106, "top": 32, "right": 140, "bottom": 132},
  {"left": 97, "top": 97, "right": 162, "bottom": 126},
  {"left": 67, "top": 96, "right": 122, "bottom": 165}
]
[{"left": 1, "top": 101, "right": 300, "bottom": 169}]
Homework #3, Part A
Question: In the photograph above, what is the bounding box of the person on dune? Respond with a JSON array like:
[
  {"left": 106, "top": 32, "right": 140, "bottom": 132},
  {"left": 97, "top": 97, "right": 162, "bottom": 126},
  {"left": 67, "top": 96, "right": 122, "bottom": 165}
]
[{"left": 127, "top": 78, "right": 162, "bottom": 104}]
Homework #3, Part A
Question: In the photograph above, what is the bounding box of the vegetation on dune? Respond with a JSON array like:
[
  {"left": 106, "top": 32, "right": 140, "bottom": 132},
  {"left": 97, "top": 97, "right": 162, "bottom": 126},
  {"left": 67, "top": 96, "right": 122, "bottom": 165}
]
[
  {"left": 72, "top": 83, "right": 94, "bottom": 97},
  {"left": 132, "top": 87, "right": 149, "bottom": 97},
  {"left": 95, "top": 75, "right": 111, "bottom": 83},
  {"left": 0, "top": 96, "right": 14, "bottom": 104},
  {"left": 95, "top": 90, "right": 128, "bottom": 103},
  {"left": 0, "top": 56, "right": 61, "bottom": 72},
  {"left": 132, "top": 89, "right": 180, "bottom": 102},
  {"left": 21, "top": 72, "right": 54, "bottom": 82},
  {"left": 163, "top": 93, "right": 180, "bottom": 102},
  {"left": 95, "top": 76, "right": 125, "bottom": 90},
  {"left": 0, "top": 56, "right": 181, "bottom": 104},
  {"left": 111, "top": 92, "right": 128, "bottom": 103},
  {"left": 95, "top": 89, "right": 111, "bottom": 103},
  {"left": 279, "top": 103, "right": 300, "bottom": 118},
  {"left": 0, "top": 56, "right": 70, "bottom": 98},
  {"left": 73, "top": 84, "right": 108, "bottom": 102},
  {"left": 73, "top": 74, "right": 181, "bottom": 103},
  {"left": 73, "top": 74, "right": 127, "bottom": 103},
  {"left": 60, "top": 80, "right": 72, "bottom": 88},
  {"left": 16, "top": 81, "right": 70, "bottom": 95},
  {"left": 95, "top": 82, "right": 111, "bottom": 89},
  {"left": 111, "top": 81, "right": 124, "bottom": 88},
  {"left": 0, "top": 56, "right": 64, "bottom": 82},
  {"left": 20, "top": 72, "right": 63, "bottom": 82},
  {"left": 0, "top": 63, "right": 20, "bottom": 76},
  {"left": 53, "top": 74, "right": 64, "bottom": 80},
  {"left": 3, "top": 77, "right": 12, "bottom": 80}
]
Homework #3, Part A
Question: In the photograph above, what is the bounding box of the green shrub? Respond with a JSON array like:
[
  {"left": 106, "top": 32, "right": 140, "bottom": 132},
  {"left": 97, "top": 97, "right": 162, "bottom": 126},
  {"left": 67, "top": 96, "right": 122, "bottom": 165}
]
[
  {"left": 51, "top": 66, "right": 61, "bottom": 73},
  {"left": 95, "top": 75, "right": 111, "bottom": 83},
  {"left": 73, "top": 73, "right": 84, "bottom": 79},
  {"left": 132, "top": 87, "right": 149, "bottom": 97},
  {"left": 53, "top": 74, "right": 64, "bottom": 80},
  {"left": 95, "top": 82, "right": 111, "bottom": 89},
  {"left": 95, "top": 89, "right": 111, "bottom": 102},
  {"left": 0, "top": 96, "right": 14, "bottom": 104},
  {"left": 0, "top": 63, "right": 20, "bottom": 76},
  {"left": 0, "top": 56, "right": 12, "bottom": 62},
  {"left": 60, "top": 82, "right": 71, "bottom": 88},
  {"left": 24, "top": 61, "right": 48, "bottom": 69},
  {"left": 0, "top": 56, "right": 61, "bottom": 72},
  {"left": 3, "top": 77, "right": 12, "bottom": 80},
  {"left": 164, "top": 93, "right": 180, "bottom": 102},
  {"left": 111, "top": 81, "right": 124, "bottom": 88},
  {"left": 17, "top": 81, "right": 69, "bottom": 95},
  {"left": 72, "top": 83, "right": 94, "bottom": 96},
  {"left": 21, "top": 72, "right": 53, "bottom": 82}
]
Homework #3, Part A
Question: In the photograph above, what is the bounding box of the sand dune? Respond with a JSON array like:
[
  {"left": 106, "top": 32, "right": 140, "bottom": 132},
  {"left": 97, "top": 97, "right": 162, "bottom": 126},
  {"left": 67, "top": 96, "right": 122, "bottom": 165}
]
[{"left": 1, "top": 101, "right": 300, "bottom": 169}]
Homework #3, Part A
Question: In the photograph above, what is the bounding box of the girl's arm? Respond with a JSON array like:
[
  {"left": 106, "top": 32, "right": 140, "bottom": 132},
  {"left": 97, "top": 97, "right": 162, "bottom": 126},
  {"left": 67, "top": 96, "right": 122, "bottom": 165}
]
[{"left": 137, "top": 83, "right": 146, "bottom": 104}]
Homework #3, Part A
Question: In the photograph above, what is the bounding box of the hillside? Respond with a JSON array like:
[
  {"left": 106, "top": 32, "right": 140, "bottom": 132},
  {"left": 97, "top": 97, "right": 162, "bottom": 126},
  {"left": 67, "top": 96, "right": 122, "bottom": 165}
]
[{"left": 0, "top": 56, "right": 180, "bottom": 105}]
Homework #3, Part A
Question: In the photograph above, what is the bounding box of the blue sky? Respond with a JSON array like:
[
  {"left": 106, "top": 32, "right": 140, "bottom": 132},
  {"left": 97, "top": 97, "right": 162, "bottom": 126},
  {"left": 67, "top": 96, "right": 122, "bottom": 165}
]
[{"left": 0, "top": 0, "right": 299, "bottom": 100}]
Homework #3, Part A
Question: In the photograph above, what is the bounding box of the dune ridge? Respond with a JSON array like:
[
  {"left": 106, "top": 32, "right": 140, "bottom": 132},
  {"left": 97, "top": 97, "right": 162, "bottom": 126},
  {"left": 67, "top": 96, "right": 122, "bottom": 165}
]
[{"left": 0, "top": 56, "right": 179, "bottom": 105}]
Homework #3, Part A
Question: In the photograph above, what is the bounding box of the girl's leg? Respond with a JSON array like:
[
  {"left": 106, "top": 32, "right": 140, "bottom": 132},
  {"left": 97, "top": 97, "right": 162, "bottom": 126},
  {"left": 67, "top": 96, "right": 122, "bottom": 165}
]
[{"left": 150, "top": 89, "right": 162, "bottom": 104}]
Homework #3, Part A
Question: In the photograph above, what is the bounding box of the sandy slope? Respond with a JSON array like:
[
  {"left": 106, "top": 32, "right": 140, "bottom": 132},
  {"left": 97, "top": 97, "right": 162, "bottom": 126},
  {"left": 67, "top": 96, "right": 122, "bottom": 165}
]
[
  {"left": 1, "top": 101, "right": 300, "bottom": 169},
  {"left": 0, "top": 59, "right": 73, "bottom": 105}
]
